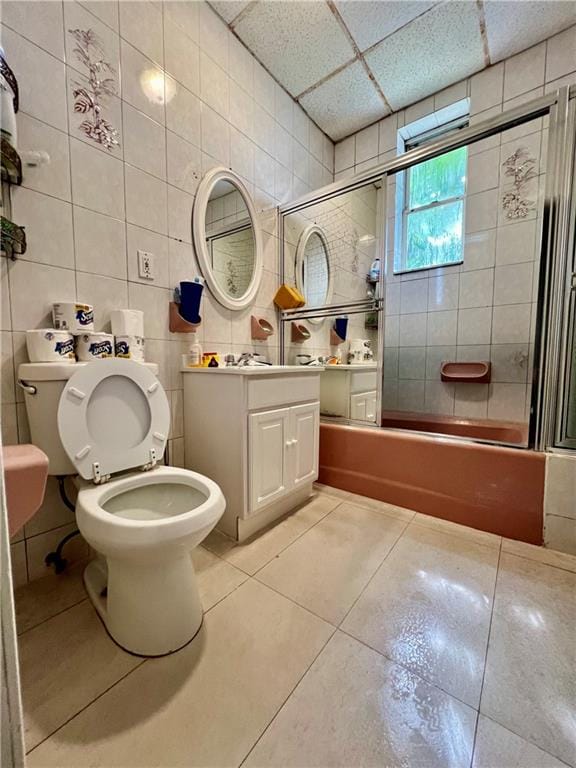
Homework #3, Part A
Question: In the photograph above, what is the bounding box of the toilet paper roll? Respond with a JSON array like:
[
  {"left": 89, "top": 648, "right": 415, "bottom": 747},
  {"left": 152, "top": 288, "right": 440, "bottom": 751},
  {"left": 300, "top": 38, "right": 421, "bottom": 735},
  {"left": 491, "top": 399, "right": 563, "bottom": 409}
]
[
  {"left": 75, "top": 332, "right": 115, "bottom": 361},
  {"left": 52, "top": 302, "right": 94, "bottom": 332},
  {"left": 26, "top": 329, "right": 76, "bottom": 362},
  {"left": 115, "top": 335, "right": 145, "bottom": 362},
  {"left": 111, "top": 309, "right": 144, "bottom": 338}
]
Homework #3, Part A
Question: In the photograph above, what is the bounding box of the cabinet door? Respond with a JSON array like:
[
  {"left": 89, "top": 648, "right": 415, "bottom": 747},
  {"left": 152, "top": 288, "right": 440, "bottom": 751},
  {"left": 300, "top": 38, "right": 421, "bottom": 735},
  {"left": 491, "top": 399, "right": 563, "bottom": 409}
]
[
  {"left": 249, "top": 408, "right": 290, "bottom": 514},
  {"left": 350, "top": 391, "right": 377, "bottom": 422},
  {"left": 290, "top": 402, "right": 319, "bottom": 489}
]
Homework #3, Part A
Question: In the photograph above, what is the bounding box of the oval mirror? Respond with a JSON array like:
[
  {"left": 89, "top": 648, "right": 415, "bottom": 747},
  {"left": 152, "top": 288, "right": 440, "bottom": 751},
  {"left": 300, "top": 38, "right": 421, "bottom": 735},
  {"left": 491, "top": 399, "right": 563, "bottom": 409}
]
[
  {"left": 193, "top": 167, "right": 262, "bottom": 310},
  {"left": 295, "top": 225, "right": 333, "bottom": 324}
]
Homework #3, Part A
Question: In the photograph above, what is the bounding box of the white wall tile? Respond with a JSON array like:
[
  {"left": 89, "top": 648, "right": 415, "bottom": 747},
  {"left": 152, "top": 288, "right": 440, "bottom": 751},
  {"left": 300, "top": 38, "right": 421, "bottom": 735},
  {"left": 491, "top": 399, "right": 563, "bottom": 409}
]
[
  {"left": 18, "top": 114, "right": 72, "bottom": 202},
  {"left": 428, "top": 274, "right": 459, "bottom": 311},
  {"left": 454, "top": 382, "right": 488, "bottom": 418},
  {"left": 120, "top": 40, "right": 166, "bottom": 124},
  {"left": 545, "top": 454, "right": 576, "bottom": 521},
  {"left": 1, "top": 25, "right": 67, "bottom": 131},
  {"left": 2, "top": 0, "right": 65, "bottom": 61},
  {"left": 201, "top": 105, "right": 230, "bottom": 165},
  {"left": 9, "top": 261, "right": 76, "bottom": 331},
  {"left": 424, "top": 380, "right": 455, "bottom": 415},
  {"left": 70, "top": 138, "right": 125, "bottom": 219},
  {"left": 494, "top": 262, "right": 533, "bottom": 305},
  {"left": 74, "top": 206, "right": 127, "bottom": 280},
  {"left": 229, "top": 31, "right": 254, "bottom": 93},
  {"left": 398, "top": 347, "right": 426, "bottom": 379},
  {"left": 200, "top": 51, "right": 230, "bottom": 119},
  {"left": 12, "top": 188, "right": 74, "bottom": 270},
  {"left": 492, "top": 303, "right": 532, "bottom": 344},
  {"left": 119, "top": 0, "right": 164, "bottom": 65},
  {"left": 163, "top": 1, "right": 199, "bottom": 44},
  {"left": 164, "top": 15, "right": 200, "bottom": 94},
  {"left": 167, "top": 185, "right": 194, "bottom": 244},
  {"left": 488, "top": 383, "right": 528, "bottom": 421},
  {"left": 198, "top": 2, "right": 229, "bottom": 71},
  {"left": 459, "top": 268, "right": 494, "bottom": 309},
  {"left": 335, "top": 136, "right": 354, "bottom": 172},
  {"left": 400, "top": 279, "right": 428, "bottom": 314},
  {"left": 427, "top": 310, "right": 457, "bottom": 346},
  {"left": 167, "top": 131, "right": 202, "bottom": 195},
  {"left": 399, "top": 313, "right": 427, "bottom": 346},
  {"left": 545, "top": 515, "right": 576, "bottom": 556},
  {"left": 467, "top": 148, "right": 500, "bottom": 195},
  {"left": 77, "top": 272, "right": 128, "bottom": 332},
  {"left": 462, "top": 230, "right": 496, "bottom": 272},
  {"left": 465, "top": 189, "right": 498, "bottom": 233},
  {"left": 470, "top": 63, "right": 504, "bottom": 114},
  {"left": 545, "top": 25, "right": 576, "bottom": 82},
  {"left": 80, "top": 1, "right": 119, "bottom": 31},
  {"left": 125, "top": 164, "right": 168, "bottom": 234},
  {"left": 457, "top": 307, "right": 492, "bottom": 345},
  {"left": 123, "top": 103, "right": 167, "bottom": 179},
  {"left": 355, "top": 124, "right": 379, "bottom": 164},
  {"left": 495, "top": 219, "right": 538, "bottom": 266},
  {"left": 166, "top": 80, "right": 202, "bottom": 146},
  {"left": 503, "top": 42, "right": 546, "bottom": 100}
]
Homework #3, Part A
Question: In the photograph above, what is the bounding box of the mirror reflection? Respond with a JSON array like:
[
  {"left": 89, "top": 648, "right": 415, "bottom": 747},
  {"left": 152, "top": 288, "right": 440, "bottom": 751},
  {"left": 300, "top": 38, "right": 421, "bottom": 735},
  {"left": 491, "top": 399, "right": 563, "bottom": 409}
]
[
  {"left": 205, "top": 180, "right": 256, "bottom": 300},
  {"left": 296, "top": 227, "right": 331, "bottom": 311}
]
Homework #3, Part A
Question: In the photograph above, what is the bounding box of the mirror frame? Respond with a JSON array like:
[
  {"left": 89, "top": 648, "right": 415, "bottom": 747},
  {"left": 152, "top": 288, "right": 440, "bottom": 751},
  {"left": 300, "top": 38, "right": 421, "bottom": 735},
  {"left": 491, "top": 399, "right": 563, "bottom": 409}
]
[
  {"left": 193, "top": 166, "right": 263, "bottom": 311},
  {"left": 295, "top": 224, "right": 333, "bottom": 324}
]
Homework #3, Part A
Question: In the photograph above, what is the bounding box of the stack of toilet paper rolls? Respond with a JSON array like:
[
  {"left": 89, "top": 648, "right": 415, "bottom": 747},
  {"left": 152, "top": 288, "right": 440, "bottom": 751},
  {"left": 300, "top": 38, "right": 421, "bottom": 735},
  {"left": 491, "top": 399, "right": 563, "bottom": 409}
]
[
  {"left": 111, "top": 310, "right": 145, "bottom": 362},
  {"left": 26, "top": 305, "right": 145, "bottom": 364}
]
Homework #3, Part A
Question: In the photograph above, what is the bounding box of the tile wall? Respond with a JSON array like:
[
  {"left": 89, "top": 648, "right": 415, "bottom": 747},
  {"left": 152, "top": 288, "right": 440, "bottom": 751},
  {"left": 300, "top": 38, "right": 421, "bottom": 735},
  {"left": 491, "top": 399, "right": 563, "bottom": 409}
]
[
  {"left": 1, "top": 0, "right": 334, "bottom": 584},
  {"left": 334, "top": 27, "right": 576, "bottom": 424},
  {"left": 544, "top": 454, "right": 576, "bottom": 555}
]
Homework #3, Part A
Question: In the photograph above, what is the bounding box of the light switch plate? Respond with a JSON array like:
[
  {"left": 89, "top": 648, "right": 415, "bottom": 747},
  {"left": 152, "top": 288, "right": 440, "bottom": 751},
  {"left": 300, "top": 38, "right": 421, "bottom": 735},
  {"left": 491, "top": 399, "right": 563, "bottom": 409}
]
[{"left": 137, "top": 250, "right": 154, "bottom": 280}]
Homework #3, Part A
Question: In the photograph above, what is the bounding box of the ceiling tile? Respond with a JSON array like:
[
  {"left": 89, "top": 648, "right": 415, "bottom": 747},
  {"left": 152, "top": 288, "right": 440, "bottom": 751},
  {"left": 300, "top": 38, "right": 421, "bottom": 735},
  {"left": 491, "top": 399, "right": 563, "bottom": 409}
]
[
  {"left": 365, "top": 1, "right": 485, "bottom": 111},
  {"left": 335, "top": 0, "right": 437, "bottom": 52},
  {"left": 233, "top": 1, "right": 356, "bottom": 96},
  {"left": 300, "top": 60, "right": 387, "bottom": 141},
  {"left": 208, "top": 1, "right": 250, "bottom": 24},
  {"left": 484, "top": 0, "right": 576, "bottom": 62}
]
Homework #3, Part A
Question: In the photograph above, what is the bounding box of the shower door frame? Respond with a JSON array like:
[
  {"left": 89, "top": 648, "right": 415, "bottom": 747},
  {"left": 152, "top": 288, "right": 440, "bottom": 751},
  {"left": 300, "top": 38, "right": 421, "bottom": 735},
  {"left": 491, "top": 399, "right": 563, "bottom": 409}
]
[{"left": 279, "top": 85, "right": 576, "bottom": 449}]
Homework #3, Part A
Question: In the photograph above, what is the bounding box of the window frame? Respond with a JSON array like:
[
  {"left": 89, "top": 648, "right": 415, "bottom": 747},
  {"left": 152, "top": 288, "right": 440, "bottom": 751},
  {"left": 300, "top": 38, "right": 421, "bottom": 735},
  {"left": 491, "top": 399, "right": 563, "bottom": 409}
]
[{"left": 395, "top": 117, "right": 469, "bottom": 275}]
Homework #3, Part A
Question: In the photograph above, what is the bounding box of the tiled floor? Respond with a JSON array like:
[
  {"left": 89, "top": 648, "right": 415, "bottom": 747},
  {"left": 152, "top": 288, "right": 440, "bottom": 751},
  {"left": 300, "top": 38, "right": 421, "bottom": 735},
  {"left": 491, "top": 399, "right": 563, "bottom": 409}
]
[{"left": 14, "top": 484, "right": 576, "bottom": 768}]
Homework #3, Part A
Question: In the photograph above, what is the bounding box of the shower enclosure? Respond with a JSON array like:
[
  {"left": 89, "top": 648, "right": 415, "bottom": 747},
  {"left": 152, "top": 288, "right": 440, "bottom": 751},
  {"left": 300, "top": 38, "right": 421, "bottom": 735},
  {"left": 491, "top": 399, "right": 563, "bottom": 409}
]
[{"left": 279, "top": 85, "right": 576, "bottom": 453}]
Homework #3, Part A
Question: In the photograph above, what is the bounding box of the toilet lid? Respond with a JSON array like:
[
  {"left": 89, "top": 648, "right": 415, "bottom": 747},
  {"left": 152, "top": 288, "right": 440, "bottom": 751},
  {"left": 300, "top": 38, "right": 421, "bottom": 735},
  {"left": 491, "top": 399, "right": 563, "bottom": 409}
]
[{"left": 57, "top": 359, "right": 170, "bottom": 481}]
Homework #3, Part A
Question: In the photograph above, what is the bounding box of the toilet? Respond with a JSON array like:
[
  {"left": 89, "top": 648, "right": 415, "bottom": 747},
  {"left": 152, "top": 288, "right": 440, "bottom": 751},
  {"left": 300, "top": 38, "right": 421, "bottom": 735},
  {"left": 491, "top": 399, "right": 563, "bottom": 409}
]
[{"left": 19, "top": 359, "right": 225, "bottom": 656}]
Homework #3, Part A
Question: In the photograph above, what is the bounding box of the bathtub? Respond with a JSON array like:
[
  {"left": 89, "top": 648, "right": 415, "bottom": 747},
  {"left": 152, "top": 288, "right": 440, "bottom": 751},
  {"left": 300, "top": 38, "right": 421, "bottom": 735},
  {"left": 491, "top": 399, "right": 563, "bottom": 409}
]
[
  {"left": 381, "top": 410, "right": 528, "bottom": 445},
  {"left": 319, "top": 423, "right": 545, "bottom": 544}
]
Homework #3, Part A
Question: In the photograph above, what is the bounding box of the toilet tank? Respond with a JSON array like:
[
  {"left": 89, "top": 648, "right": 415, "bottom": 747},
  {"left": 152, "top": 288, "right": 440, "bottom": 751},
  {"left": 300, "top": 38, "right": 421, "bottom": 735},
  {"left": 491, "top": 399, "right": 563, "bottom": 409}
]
[{"left": 18, "top": 362, "right": 159, "bottom": 476}]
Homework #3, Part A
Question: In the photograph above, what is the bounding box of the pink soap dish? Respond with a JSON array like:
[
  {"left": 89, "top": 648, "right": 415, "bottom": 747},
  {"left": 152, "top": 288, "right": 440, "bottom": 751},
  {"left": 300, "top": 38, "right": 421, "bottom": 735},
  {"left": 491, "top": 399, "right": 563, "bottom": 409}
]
[{"left": 441, "top": 361, "right": 491, "bottom": 383}]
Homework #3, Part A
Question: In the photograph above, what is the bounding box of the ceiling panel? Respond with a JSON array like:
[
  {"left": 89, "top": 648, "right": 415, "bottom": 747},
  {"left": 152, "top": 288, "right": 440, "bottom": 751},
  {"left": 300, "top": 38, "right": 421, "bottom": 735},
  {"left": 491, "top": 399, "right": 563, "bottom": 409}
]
[
  {"left": 300, "top": 60, "right": 387, "bottom": 141},
  {"left": 484, "top": 0, "right": 576, "bottom": 62},
  {"left": 365, "top": 1, "right": 485, "bottom": 111},
  {"left": 233, "top": 1, "right": 356, "bottom": 96},
  {"left": 335, "top": 0, "right": 437, "bottom": 52},
  {"left": 209, "top": 1, "right": 250, "bottom": 24}
]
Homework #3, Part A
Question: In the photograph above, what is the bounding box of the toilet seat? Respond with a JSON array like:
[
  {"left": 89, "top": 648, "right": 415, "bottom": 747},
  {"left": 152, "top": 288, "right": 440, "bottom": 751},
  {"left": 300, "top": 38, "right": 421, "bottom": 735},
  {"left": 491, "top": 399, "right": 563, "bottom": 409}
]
[
  {"left": 57, "top": 359, "right": 170, "bottom": 481},
  {"left": 76, "top": 466, "right": 224, "bottom": 551}
]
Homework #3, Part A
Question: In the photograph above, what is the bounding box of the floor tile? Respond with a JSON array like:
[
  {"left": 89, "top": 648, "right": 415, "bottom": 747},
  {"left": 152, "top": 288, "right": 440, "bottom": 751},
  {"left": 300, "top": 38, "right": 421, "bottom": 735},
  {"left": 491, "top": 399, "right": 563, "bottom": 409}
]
[
  {"left": 256, "top": 502, "right": 407, "bottom": 624},
  {"left": 19, "top": 601, "right": 142, "bottom": 752},
  {"left": 472, "top": 715, "right": 570, "bottom": 768},
  {"left": 412, "top": 513, "right": 502, "bottom": 550},
  {"left": 481, "top": 554, "right": 576, "bottom": 766},
  {"left": 342, "top": 524, "right": 499, "bottom": 708},
  {"left": 192, "top": 546, "right": 248, "bottom": 609},
  {"left": 244, "top": 631, "right": 477, "bottom": 768},
  {"left": 345, "top": 492, "right": 417, "bottom": 523},
  {"left": 15, "top": 560, "right": 88, "bottom": 635},
  {"left": 502, "top": 537, "right": 576, "bottom": 574},
  {"left": 312, "top": 482, "right": 351, "bottom": 500},
  {"left": 27, "top": 580, "right": 333, "bottom": 768},
  {"left": 215, "top": 493, "right": 341, "bottom": 576}
]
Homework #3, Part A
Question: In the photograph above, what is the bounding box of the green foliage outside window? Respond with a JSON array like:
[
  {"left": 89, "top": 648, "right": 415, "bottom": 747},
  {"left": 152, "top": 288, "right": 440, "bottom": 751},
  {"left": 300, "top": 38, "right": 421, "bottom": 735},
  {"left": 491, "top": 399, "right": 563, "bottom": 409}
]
[{"left": 403, "top": 146, "right": 467, "bottom": 271}]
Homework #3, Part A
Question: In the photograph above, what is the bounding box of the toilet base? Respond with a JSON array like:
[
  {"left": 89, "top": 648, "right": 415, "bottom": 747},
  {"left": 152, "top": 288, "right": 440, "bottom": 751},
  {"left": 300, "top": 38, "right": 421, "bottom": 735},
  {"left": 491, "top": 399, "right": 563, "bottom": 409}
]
[{"left": 84, "top": 553, "right": 203, "bottom": 657}]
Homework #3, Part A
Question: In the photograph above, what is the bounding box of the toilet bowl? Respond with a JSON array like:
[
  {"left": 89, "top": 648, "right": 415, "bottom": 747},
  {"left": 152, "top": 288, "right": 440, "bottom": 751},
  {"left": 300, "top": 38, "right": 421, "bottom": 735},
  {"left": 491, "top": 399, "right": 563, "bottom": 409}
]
[{"left": 52, "top": 358, "right": 225, "bottom": 656}]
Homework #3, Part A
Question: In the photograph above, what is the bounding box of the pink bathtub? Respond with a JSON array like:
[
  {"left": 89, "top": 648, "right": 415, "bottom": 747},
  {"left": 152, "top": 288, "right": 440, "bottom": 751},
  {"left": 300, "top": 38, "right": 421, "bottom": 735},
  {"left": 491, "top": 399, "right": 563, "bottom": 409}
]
[
  {"left": 319, "top": 423, "right": 545, "bottom": 544},
  {"left": 381, "top": 410, "right": 528, "bottom": 445}
]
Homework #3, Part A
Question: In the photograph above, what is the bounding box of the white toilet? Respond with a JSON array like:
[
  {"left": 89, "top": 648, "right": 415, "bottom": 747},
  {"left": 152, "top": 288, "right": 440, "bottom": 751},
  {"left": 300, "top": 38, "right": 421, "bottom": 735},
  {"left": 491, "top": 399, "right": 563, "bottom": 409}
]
[{"left": 19, "top": 359, "right": 225, "bottom": 656}]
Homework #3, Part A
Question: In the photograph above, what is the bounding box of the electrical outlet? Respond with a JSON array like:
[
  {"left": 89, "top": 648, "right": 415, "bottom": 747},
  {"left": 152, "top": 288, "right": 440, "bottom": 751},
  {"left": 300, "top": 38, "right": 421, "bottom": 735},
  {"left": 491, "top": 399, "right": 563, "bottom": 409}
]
[{"left": 138, "top": 250, "right": 155, "bottom": 280}]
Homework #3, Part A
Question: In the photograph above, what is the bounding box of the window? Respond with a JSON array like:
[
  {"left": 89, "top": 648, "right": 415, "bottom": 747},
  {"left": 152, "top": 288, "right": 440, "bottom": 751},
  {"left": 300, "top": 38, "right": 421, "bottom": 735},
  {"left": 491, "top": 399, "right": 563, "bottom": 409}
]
[{"left": 394, "top": 107, "right": 469, "bottom": 274}]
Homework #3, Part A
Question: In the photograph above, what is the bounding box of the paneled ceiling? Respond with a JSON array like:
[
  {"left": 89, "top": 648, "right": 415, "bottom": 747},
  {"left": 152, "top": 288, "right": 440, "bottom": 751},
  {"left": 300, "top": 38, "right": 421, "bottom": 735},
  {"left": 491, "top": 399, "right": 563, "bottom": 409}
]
[{"left": 208, "top": 0, "right": 576, "bottom": 141}]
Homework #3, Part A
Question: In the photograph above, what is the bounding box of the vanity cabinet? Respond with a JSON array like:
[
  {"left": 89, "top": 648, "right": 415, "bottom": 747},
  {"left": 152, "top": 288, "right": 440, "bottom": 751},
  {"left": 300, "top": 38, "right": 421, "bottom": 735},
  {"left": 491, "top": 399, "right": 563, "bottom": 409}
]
[
  {"left": 182, "top": 367, "right": 321, "bottom": 540},
  {"left": 320, "top": 365, "right": 378, "bottom": 423}
]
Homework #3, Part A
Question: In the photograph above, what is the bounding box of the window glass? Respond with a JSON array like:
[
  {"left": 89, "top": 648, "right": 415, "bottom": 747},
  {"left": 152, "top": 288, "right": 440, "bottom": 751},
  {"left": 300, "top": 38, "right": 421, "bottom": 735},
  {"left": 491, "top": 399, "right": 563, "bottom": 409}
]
[
  {"left": 408, "top": 147, "right": 467, "bottom": 209},
  {"left": 405, "top": 200, "right": 464, "bottom": 271}
]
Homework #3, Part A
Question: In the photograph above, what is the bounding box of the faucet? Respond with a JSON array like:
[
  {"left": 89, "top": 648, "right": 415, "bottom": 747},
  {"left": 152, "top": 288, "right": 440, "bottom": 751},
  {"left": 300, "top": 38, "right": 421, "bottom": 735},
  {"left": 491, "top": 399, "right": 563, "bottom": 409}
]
[{"left": 237, "top": 352, "right": 272, "bottom": 367}]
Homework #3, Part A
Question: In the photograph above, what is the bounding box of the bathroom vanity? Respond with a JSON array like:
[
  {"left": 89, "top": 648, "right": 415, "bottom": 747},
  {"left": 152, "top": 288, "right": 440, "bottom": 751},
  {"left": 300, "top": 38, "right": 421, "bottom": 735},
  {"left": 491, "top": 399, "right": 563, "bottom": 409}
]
[
  {"left": 320, "top": 364, "right": 378, "bottom": 422},
  {"left": 182, "top": 366, "right": 321, "bottom": 540}
]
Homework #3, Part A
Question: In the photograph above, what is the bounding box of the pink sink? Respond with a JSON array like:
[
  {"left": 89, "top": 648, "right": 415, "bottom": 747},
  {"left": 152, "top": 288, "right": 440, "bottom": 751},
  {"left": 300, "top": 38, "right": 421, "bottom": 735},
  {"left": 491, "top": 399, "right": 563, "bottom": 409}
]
[{"left": 3, "top": 444, "right": 49, "bottom": 537}]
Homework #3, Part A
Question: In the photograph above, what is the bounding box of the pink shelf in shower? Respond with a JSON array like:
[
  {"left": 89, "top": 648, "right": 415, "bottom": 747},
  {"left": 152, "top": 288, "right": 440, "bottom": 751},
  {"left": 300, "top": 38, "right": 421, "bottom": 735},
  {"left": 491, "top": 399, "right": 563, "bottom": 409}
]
[{"left": 441, "top": 361, "right": 491, "bottom": 383}]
